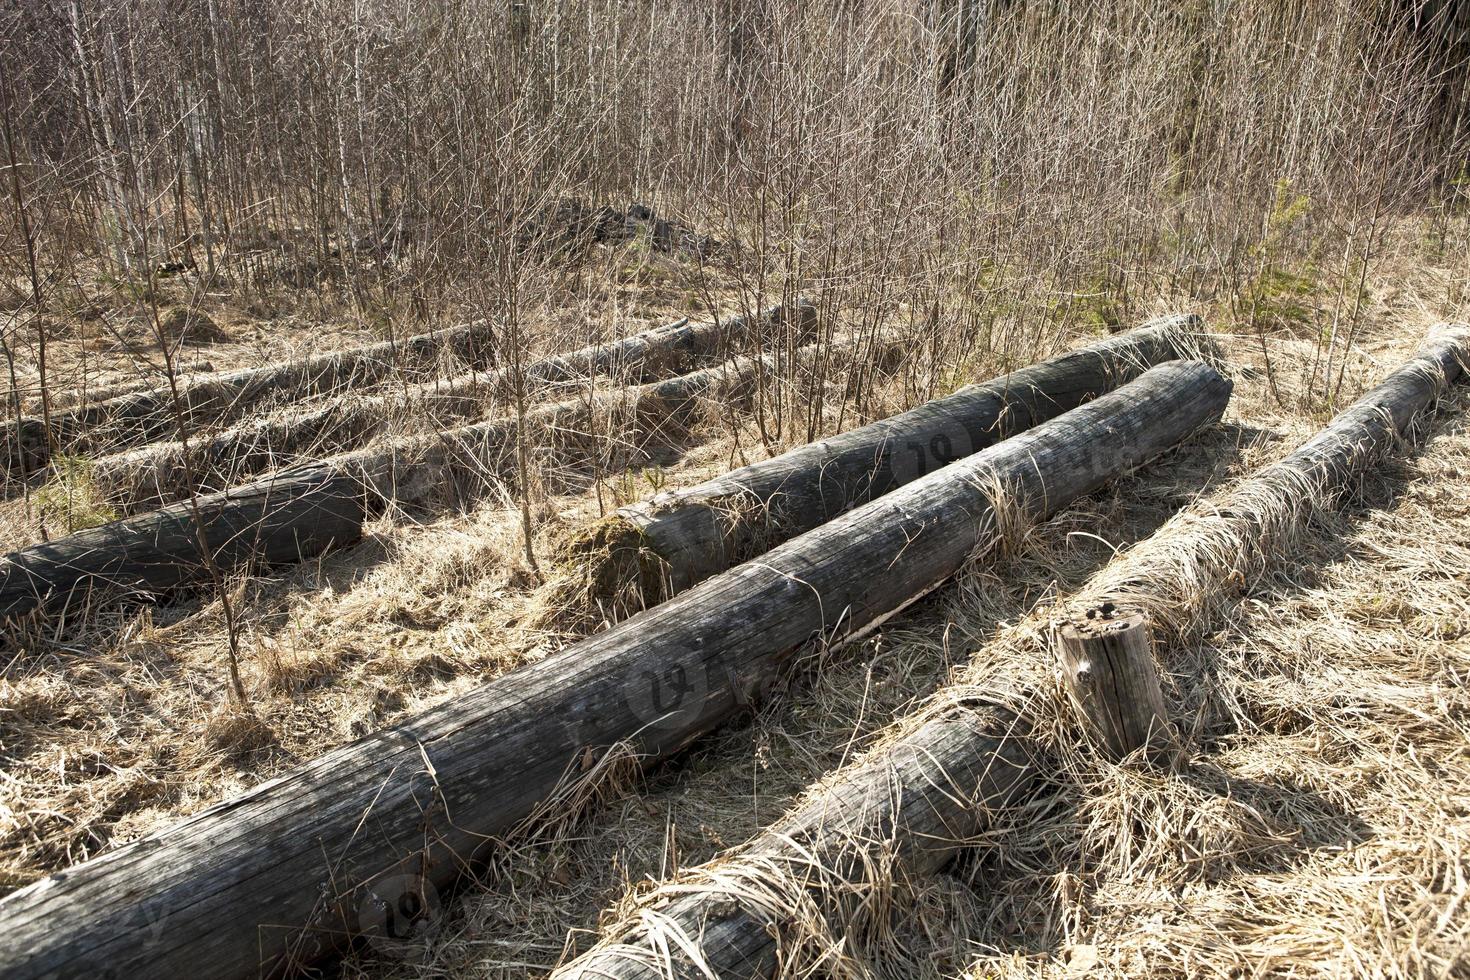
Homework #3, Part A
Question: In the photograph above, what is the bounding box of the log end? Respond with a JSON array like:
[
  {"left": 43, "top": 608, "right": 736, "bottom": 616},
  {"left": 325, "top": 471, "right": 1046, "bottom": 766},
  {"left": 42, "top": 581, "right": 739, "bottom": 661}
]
[
  {"left": 538, "top": 515, "right": 673, "bottom": 630},
  {"left": 1056, "top": 602, "right": 1147, "bottom": 641}
]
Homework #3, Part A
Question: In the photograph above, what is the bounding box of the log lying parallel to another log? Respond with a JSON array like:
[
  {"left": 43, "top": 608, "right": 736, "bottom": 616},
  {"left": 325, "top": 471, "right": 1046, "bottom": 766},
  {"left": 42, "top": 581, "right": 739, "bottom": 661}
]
[
  {"left": 2, "top": 302, "right": 813, "bottom": 477},
  {"left": 0, "top": 360, "right": 1231, "bottom": 979},
  {"left": 520, "top": 299, "right": 813, "bottom": 389},
  {"left": 1, "top": 319, "right": 497, "bottom": 475},
  {"left": 0, "top": 339, "right": 823, "bottom": 622},
  {"left": 84, "top": 302, "right": 812, "bottom": 512},
  {"left": 592, "top": 315, "right": 1207, "bottom": 596},
  {"left": 555, "top": 704, "right": 1034, "bottom": 980},
  {"left": 550, "top": 324, "right": 1470, "bottom": 980}
]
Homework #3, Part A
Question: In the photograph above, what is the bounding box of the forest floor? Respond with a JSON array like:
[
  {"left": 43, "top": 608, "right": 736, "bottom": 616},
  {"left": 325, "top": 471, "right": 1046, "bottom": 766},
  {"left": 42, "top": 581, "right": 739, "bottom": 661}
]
[{"left": 1, "top": 226, "right": 1467, "bottom": 978}]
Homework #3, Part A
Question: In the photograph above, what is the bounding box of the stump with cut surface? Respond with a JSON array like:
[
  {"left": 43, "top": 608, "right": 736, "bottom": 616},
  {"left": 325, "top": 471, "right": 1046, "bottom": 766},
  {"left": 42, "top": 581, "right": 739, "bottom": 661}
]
[{"left": 1054, "top": 606, "right": 1179, "bottom": 766}]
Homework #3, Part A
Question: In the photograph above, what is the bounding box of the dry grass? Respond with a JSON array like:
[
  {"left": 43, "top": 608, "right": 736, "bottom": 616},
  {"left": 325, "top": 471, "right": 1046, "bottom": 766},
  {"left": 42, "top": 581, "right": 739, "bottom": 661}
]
[
  {"left": 2, "top": 1, "right": 1469, "bottom": 972},
  {"left": 0, "top": 226, "right": 1462, "bottom": 979},
  {"left": 947, "top": 400, "right": 1470, "bottom": 978},
  {"left": 330, "top": 256, "right": 1470, "bottom": 978}
]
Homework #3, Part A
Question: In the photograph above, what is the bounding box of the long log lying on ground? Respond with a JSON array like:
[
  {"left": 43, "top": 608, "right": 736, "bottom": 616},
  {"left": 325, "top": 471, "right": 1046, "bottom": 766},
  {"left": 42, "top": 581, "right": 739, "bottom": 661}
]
[
  {"left": 550, "top": 324, "right": 1470, "bottom": 980},
  {"left": 83, "top": 302, "right": 812, "bottom": 512},
  {"left": 0, "top": 318, "right": 496, "bottom": 475},
  {"left": 0, "top": 341, "right": 821, "bottom": 621},
  {"left": 555, "top": 704, "right": 1034, "bottom": 980},
  {"left": 522, "top": 299, "right": 812, "bottom": 388},
  {"left": 2, "top": 301, "right": 812, "bottom": 477},
  {"left": 0, "top": 361, "right": 1230, "bottom": 979},
  {"left": 589, "top": 315, "right": 1207, "bottom": 596}
]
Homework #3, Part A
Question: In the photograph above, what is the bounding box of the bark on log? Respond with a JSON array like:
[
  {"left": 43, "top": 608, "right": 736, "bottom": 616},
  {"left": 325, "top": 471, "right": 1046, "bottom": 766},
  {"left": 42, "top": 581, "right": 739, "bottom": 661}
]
[
  {"left": 554, "top": 703, "right": 1032, "bottom": 980},
  {"left": 1054, "top": 607, "right": 1179, "bottom": 766},
  {"left": 603, "top": 315, "right": 1207, "bottom": 595},
  {"left": 84, "top": 303, "right": 811, "bottom": 512},
  {"left": 522, "top": 299, "right": 813, "bottom": 388},
  {"left": 0, "top": 360, "right": 1230, "bottom": 979},
  {"left": 1258, "top": 323, "right": 1470, "bottom": 492},
  {"left": 545, "top": 326, "right": 1470, "bottom": 980},
  {"left": 0, "top": 344, "right": 817, "bottom": 620},
  {"left": 0, "top": 318, "right": 497, "bottom": 474},
  {"left": 2, "top": 302, "right": 811, "bottom": 476}
]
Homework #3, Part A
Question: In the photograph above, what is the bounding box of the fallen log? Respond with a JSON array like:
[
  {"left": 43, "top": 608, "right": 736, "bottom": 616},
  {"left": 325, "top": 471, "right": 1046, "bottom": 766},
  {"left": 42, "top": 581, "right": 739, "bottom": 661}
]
[
  {"left": 553, "top": 704, "right": 1034, "bottom": 980},
  {"left": 3, "top": 302, "right": 811, "bottom": 476},
  {"left": 0, "top": 341, "right": 823, "bottom": 620},
  {"left": 522, "top": 299, "right": 812, "bottom": 388},
  {"left": 84, "top": 302, "right": 812, "bottom": 512},
  {"left": 548, "top": 324, "right": 1470, "bottom": 980},
  {"left": 585, "top": 314, "right": 1207, "bottom": 599},
  {"left": 0, "top": 318, "right": 497, "bottom": 475},
  {"left": 0, "top": 360, "right": 1230, "bottom": 979}
]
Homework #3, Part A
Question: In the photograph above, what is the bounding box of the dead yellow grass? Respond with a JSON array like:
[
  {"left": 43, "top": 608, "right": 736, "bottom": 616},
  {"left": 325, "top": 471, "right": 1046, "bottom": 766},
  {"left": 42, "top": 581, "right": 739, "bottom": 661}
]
[{"left": 0, "top": 225, "right": 1466, "bottom": 978}]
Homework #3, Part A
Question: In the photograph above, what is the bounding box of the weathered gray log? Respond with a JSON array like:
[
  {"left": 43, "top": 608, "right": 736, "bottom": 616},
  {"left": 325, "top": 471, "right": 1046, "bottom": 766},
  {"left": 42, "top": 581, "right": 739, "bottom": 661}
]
[
  {"left": 553, "top": 703, "right": 1032, "bottom": 980},
  {"left": 523, "top": 299, "right": 812, "bottom": 387},
  {"left": 551, "top": 324, "right": 1470, "bottom": 980},
  {"left": 84, "top": 302, "right": 812, "bottom": 512},
  {"left": 1259, "top": 323, "right": 1470, "bottom": 491},
  {"left": 0, "top": 345, "right": 816, "bottom": 620},
  {"left": 1054, "top": 606, "right": 1179, "bottom": 766},
  {"left": 0, "top": 319, "right": 497, "bottom": 474},
  {"left": 0, "top": 460, "right": 370, "bottom": 617},
  {"left": 597, "top": 315, "right": 1207, "bottom": 596},
  {"left": 1072, "top": 324, "right": 1470, "bottom": 638},
  {"left": 0, "top": 361, "right": 1230, "bottom": 979},
  {"left": 3, "top": 302, "right": 811, "bottom": 477}
]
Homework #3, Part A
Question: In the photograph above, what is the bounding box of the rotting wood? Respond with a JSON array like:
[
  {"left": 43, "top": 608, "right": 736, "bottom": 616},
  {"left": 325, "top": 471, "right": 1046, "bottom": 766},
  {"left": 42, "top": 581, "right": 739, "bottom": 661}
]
[
  {"left": 0, "top": 340, "right": 823, "bottom": 621},
  {"left": 0, "top": 360, "right": 1230, "bottom": 979},
  {"left": 553, "top": 703, "right": 1033, "bottom": 980},
  {"left": 1054, "top": 606, "right": 1179, "bottom": 766},
  {"left": 0, "top": 318, "right": 498, "bottom": 474},
  {"left": 2, "top": 301, "right": 812, "bottom": 477},
  {"left": 545, "top": 324, "right": 1470, "bottom": 980},
  {"left": 83, "top": 302, "right": 813, "bottom": 511},
  {"left": 593, "top": 314, "right": 1209, "bottom": 597}
]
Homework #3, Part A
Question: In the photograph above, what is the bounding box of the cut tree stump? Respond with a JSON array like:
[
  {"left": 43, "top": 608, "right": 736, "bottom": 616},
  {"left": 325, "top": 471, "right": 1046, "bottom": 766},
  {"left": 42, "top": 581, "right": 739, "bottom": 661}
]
[
  {"left": 545, "top": 324, "right": 1470, "bottom": 980},
  {"left": 0, "top": 360, "right": 1230, "bottom": 979},
  {"left": 83, "top": 302, "right": 812, "bottom": 512},
  {"left": 1054, "top": 606, "right": 1179, "bottom": 766},
  {"left": 596, "top": 314, "right": 1208, "bottom": 595},
  {"left": 0, "top": 342, "right": 824, "bottom": 621}
]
